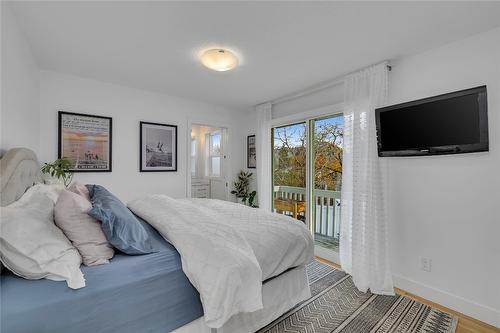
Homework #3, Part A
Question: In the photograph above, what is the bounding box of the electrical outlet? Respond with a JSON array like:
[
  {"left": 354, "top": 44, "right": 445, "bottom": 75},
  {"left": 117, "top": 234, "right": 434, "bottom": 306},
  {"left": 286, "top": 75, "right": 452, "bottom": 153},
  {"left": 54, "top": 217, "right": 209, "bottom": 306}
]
[{"left": 420, "top": 257, "right": 432, "bottom": 272}]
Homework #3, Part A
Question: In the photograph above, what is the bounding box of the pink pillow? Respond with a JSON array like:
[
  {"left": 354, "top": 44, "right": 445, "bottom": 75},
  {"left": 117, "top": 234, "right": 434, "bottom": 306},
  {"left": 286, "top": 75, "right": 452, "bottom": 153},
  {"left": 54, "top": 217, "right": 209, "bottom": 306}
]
[
  {"left": 54, "top": 190, "right": 114, "bottom": 266},
  {"left": 68, "top": 182, "right": 90, "bottom": 201}
]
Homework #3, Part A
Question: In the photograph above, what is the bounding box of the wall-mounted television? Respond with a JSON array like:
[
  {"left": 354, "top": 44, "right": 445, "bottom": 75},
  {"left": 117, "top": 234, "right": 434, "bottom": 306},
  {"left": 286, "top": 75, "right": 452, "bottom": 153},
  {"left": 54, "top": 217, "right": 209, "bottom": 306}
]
[{"left": 375, "top": 86, "right": 488, "bottom": 157}]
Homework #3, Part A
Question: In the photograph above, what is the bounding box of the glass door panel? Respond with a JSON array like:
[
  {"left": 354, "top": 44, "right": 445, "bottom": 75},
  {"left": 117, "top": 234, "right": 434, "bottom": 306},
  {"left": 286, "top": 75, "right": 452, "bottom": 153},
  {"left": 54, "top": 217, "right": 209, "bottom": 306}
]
[
  {"left": 270, "top": 115, "right": 343, "bottom": 264},
  {"left": 272, "top": 122, "right": 307, "bottom": 224},
  {"left": 311, "top": 115, "right": 344, "bottom": 255}
]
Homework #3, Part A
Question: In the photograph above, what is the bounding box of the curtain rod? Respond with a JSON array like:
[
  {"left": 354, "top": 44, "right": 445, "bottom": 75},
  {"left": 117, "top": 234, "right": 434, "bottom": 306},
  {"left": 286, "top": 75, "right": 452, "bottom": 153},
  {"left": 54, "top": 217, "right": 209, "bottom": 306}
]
[{"left": 269, "top": 63, "right": 392, "bottom": 106}]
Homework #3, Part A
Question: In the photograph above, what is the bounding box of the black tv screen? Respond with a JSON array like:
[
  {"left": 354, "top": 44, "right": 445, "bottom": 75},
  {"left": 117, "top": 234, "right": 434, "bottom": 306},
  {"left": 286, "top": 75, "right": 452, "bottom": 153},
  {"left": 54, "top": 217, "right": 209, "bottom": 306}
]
[{"left": 375, "top": 86, "right": 488, "bottom": 157}]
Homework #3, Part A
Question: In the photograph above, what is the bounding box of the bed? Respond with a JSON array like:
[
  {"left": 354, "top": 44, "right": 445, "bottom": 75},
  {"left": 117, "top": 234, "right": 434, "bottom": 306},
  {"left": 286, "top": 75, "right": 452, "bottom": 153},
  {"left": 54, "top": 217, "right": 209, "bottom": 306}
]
[{"left": 0, "top": 148, "right": 312, "bottom": 333}]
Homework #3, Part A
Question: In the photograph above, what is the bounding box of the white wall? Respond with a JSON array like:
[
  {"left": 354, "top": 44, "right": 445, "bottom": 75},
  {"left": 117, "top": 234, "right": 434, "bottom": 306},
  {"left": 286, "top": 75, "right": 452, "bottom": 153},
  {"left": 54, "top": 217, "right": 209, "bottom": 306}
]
[
  {"left": 387, "top": 28, "right": 500, "bottom": 327},
  {"left": 234, "top": 108, "right": 258, "bottom": 193},
  {"left": 39, "top": 70, "right": 249, "bottom": 202},
  {"left": 1, "top": 4, "right": 40, "bottom": 155},
  {"left": 272, "top": 85, "right": 343, "bottom": 120}
]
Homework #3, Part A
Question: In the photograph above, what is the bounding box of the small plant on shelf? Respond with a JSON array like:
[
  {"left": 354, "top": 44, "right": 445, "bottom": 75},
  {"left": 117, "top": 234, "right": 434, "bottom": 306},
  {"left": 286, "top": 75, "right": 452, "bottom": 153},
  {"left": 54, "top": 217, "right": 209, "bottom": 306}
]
[
  {"left": 41, "top": 158, "right": 73, "bottom": 187},
  {"left": 231, "top": 170, "right": 257, "bottom": 207}
]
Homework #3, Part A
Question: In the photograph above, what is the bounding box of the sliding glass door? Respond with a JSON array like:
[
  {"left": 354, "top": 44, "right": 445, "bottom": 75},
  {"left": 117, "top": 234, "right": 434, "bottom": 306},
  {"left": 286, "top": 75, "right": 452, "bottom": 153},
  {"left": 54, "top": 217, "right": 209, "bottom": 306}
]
[
  {"left": 310, "top": 115, "right": 343, "bottom": 261},
  {"left": 272, "top": 122, "right": 307, "bottom": 222},
  {"left": 271, "top": 114, "right": 343, "bottom": 263}
]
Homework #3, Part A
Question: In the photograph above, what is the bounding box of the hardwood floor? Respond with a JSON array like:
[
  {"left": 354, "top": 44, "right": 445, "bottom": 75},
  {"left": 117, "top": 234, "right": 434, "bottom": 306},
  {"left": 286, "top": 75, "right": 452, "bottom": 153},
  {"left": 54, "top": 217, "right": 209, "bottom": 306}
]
[{"left": 315, "top": 257, "right": 500, "bottom": 333}]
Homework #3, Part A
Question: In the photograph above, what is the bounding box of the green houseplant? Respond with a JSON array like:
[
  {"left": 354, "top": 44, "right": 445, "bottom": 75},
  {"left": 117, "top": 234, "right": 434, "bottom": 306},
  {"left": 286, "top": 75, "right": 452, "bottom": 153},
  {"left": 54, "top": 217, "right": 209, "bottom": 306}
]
[
  {"left": 231, "top": 170, "right": 257, "bottom": 207},
  {"left": 247, "top": 190, "right": 257, "bottom": 208},
  {"left": 41, "top": 158, "right": 73, "bottom": 187}
]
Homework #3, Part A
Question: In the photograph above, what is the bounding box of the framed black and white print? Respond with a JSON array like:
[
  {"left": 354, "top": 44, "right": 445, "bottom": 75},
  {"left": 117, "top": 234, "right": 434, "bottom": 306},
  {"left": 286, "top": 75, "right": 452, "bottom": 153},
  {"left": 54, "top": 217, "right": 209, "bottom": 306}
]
[
  {"left": 58, "top": 111, "right": 112, "bottom": 172},
  {"left": 247, "top": 135, "right": 256, "bottom": 168},
  {"left": 140, "top": 122, "right": 177, "bottom": 172}
]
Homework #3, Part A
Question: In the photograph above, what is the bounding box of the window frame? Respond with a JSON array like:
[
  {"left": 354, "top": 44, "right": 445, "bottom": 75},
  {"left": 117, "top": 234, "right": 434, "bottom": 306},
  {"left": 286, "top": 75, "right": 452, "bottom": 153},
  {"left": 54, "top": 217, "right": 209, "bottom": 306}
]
[
  {"left": 206, "top": 130, "right": 223, "bottom": 178},
  {"left": 191, "top": 137, "right": 197, "bottom": 177}
]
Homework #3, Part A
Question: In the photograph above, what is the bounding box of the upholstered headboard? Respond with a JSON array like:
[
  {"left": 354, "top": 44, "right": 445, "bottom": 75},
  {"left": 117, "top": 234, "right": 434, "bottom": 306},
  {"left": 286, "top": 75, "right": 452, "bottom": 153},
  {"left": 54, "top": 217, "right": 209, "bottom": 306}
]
[{"left": 0, "top": 148, "right": 42, "bottom": 206}]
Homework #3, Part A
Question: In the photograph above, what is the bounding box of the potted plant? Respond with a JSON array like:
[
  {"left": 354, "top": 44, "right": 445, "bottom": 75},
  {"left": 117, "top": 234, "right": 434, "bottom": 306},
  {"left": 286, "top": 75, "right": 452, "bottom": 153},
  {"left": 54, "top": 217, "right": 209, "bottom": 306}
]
[
  {"left": 247, "top": 190, "right": 258, "bottom": 208},
  {"left": 41, "top": 158, "right": 73, "bottom": 187},
  {"left": 231, "top": 170, "right": 257, "bottom": 207}
]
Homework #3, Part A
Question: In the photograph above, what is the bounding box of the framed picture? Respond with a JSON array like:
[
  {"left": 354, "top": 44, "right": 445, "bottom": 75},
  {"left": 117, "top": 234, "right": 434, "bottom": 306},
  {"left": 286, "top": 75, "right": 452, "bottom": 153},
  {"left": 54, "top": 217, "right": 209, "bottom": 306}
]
[
  {"left": 247, "top": 135, "right": 256, "bottom": 168},
  {"left": 58, "top": 111, "right": 112, "bottom": 172},
  {"left": 140, "top": 121, "right": 177, "bottom": 172}
]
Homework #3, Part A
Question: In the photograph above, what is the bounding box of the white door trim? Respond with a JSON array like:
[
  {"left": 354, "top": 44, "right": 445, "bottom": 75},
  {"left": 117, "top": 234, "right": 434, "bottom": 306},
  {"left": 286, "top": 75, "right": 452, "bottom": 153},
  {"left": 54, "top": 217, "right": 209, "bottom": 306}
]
[{"left": 186, "top": 119, "right": 232, "bottom": 200}]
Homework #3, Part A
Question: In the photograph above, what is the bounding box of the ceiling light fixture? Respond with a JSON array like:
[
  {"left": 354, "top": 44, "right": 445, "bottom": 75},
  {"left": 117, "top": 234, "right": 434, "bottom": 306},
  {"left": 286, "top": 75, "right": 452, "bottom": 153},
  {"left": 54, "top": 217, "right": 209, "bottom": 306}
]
[{"left": 200, "top": 48, "right": 239, "bottom": 72}]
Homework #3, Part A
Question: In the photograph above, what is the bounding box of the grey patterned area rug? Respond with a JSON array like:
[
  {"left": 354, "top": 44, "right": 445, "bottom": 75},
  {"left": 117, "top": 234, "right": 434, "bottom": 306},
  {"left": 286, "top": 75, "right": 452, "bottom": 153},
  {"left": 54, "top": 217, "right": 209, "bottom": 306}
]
[{"left": 257, "top": 261, "right": 458, "bottom": 333}]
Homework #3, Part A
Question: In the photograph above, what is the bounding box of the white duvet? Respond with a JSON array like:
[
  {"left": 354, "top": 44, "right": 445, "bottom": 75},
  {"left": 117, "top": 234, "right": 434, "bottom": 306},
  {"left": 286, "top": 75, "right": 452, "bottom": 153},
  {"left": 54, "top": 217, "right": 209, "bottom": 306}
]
[{"left": 127, "top": 196, "right": 313, "bottom": 328}]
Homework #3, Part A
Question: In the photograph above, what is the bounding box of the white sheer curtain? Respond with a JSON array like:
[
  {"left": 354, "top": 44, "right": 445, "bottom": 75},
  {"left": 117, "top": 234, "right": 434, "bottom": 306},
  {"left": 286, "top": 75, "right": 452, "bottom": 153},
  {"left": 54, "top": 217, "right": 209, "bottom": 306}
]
[
  {"left": 256, "top": 102, "right": 273, "bottom": 211},
  {"left": 340, "top": 62, "right": 394, "bottom": 295}
]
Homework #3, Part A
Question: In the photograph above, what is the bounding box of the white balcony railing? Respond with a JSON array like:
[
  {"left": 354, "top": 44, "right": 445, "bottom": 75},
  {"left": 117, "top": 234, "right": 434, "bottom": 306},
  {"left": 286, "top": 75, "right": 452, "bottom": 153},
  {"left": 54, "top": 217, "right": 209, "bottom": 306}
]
[{"left": 273, "top": 186, "right": 341, "bottom": 241}]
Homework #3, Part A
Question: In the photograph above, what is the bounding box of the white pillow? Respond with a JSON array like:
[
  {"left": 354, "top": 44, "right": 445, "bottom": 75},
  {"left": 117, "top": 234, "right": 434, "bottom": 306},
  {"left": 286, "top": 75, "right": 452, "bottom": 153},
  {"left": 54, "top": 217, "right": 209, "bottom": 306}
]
[
  {"left": 29, "top": 182, "right": 65, "bottom": 203},
  {"left": 55, "top": 189, "right": 114, "bottom": 266},
  {"left": 0, "top": 184, "right": 85, "bottom": 289},
  {"left": 68, "top": 181, "right": 90, "bottom": 201}
]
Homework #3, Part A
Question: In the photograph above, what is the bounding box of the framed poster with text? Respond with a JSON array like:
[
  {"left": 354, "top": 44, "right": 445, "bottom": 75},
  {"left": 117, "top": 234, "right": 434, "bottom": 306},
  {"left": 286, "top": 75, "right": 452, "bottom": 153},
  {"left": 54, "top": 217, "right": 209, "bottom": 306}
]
[{"left": 58, "top": 111, "right": 112, "bottom": 172}]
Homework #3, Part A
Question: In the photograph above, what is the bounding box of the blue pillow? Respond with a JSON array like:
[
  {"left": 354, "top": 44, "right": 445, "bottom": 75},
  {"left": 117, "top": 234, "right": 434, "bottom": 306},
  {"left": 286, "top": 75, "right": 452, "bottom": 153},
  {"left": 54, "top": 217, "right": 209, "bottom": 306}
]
[{"left": 86, "top": 185, "right": 160, "bottom": 255}]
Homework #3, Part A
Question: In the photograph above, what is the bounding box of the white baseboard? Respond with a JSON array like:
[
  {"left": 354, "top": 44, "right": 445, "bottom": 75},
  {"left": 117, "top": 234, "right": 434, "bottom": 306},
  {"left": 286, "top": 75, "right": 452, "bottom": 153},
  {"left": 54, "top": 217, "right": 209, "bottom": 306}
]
[{"left": 393, "top": 274, "right": 500, "bottom": 328}]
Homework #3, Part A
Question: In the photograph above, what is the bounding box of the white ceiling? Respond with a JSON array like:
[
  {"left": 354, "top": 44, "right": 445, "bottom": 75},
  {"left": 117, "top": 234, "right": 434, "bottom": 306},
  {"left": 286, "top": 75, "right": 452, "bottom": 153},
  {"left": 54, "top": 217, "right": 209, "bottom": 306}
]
[{"left": 8, "top": 1, "right": 500, "bottom": 111}]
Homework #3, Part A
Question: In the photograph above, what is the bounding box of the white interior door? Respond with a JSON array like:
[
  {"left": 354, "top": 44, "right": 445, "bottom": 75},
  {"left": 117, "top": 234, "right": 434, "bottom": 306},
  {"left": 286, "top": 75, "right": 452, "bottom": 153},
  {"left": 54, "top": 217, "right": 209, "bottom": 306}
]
[{"left": 207, "top": 128, "right": 228, "bottom": 200}]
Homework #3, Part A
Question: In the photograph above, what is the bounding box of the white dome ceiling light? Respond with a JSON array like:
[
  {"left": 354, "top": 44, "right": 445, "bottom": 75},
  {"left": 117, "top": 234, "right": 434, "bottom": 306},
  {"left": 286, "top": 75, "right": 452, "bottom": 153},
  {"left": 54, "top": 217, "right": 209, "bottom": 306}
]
[{"left": 199, "top": 48, "right": 239, "bottom": 72}]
